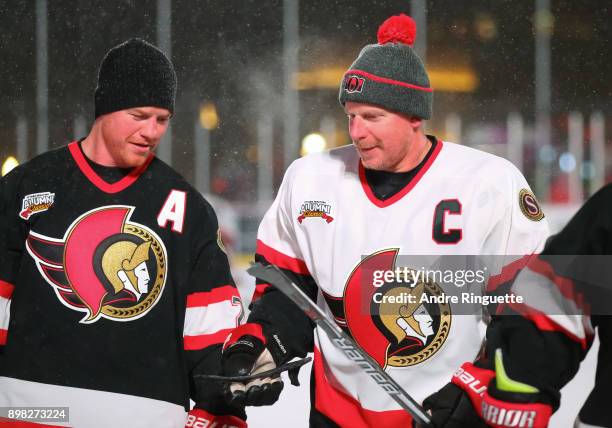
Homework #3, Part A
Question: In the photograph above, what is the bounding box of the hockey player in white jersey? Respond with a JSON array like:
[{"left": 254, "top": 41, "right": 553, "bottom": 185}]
[{"left": 219, "top": 14, "right": 550, "bottom": 427}]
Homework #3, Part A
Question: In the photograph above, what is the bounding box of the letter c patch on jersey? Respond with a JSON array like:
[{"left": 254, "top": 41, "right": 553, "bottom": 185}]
[
  {"left": 157, "top": 190, "right": 186, "bottom": 233},
  {"left": 433, "top": 199, "right": 462, "bottom": 245}
]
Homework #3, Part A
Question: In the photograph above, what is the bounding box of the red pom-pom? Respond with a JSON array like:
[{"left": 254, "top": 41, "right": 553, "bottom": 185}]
[{"left": 377, "top": 14, "right": 416, "bottom": 46}]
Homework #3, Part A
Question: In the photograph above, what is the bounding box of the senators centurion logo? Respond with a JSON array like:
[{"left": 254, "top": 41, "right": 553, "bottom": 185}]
[
  {"left": 343, "top": 249, "right": 451, "bottom": 368},
  {"left": 26, "top": 206, "right": 167, "bottom": 323},
  {"left": 19, "top": 192, "right": 55, "bottom": 220},
  {"left": 297, "top": 200, "right": 334, "bottom": 224}
]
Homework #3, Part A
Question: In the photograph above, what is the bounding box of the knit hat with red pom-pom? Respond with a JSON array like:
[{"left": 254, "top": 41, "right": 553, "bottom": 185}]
[{"left": 339, "top": 14, "right": 432, "bottom": 119}]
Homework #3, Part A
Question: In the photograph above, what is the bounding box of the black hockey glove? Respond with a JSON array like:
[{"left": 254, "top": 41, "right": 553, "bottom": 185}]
[
  {"left": 220, "top": 323, "right": 296, "bottom": 407},
  {"left": 422, "top": 380, "right": 488, "bottom": 428}
]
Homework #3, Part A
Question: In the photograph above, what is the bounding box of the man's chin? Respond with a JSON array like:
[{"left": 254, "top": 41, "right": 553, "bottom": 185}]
[
  {"left": 126, "top": 149, "right": 155, "bottom": 166},
  {"left": 117, "top": 157, "right": 145, "bottom": 169},
  {"left": 361, "top": 159, "right": 384, "bottom": 170}
]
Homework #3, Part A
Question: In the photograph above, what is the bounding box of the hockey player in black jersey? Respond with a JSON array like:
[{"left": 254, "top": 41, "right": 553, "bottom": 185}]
[
  {"left": 424, "top": 184, "right": 612, "bottom": 427},
  {"left": 0, "top": 39, "right": 245, "bottom": 427}
]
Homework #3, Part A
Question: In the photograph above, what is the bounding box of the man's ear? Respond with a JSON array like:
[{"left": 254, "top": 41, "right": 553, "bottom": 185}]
[{"left": 408, "top": 116, "right": 423, "bottom": 131}]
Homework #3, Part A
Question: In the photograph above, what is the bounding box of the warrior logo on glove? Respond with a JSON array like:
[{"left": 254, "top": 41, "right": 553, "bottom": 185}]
[
  {"left": 342, "top": 249, "right": 451, "bottom": 368},
  {"left": 26, "top": 205, "right": 167, "bottom": 323}
]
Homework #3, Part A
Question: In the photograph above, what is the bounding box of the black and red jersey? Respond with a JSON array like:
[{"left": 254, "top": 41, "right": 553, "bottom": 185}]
[
  {"left": 0, "top": 142, "right": 243, "bottom": 427},
  {"left": 494, "top": 184, "right": 612, "bottom": 428}
]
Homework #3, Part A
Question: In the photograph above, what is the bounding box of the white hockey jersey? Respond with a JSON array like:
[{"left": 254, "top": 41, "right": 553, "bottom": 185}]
[{"left": 255, "top": 140, "right": 549, "bottom": 427}]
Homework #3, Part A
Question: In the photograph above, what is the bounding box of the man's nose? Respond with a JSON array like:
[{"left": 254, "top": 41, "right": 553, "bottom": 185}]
[
  {"left": 140, "top": 117, "right": 164, "bottom": 140},
  {"left": 349, "top": 116, "right": 367, "bottom": 142}
]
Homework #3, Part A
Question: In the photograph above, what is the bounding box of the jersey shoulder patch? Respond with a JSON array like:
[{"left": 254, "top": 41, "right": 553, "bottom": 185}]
[{"left": 518, "top": 189, "right": 544, "bottom": 221}]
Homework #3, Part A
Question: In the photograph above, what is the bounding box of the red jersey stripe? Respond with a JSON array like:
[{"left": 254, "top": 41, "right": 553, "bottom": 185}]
[
  {"left": 487, "top": 255, "right": 532, "bottom": 292},
  {"left": 223, "top": 323, "right": 266, "bottom": 349},
  {"left": 526, "top": 257, "right": 587, "bottom": 311},
  {"left": 507, "top": 302, "right": 589, "bottom": 349},
  {"left": 0, "top": 280, "right": 15, "bottom": 299},
  {"left": 186, "top": 286, "right": 237, "bottom": 308},
  {"left": 184, "top": 328, "right": 234, "bottom": 350},
  {"left": 313, "top": 347, "right": 411, "bottom": 427},
  {"left": 0, "top": 418, "right": 65, "bottom": 427},
  {"left": 256, "top": 240, "right": 310, "bottom": 275},
  {"left": 251, "top": 283, "right": 272, "bottom": 303}
]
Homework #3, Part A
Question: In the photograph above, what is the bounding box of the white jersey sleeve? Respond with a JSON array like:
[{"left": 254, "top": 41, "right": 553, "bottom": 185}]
[
  {"left": 490, "top": 163, "right": 548, "bottom": 254},
  {"left": 256, "top": 163, "right": 310, "bottom": 277},
  {"left": 484, "top": 160, "right": 550, "bottom": 293}
]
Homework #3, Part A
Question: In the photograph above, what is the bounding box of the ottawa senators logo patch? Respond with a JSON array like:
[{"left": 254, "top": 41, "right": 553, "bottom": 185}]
[
  {"left": 26, "top": 206, "right": 167, "bottom": 323},
  {"left": 518, "top": 189, "right": 544, "bottom": 221},
  {"left": 343, "top": 75, "right": 365, "bottom": 94},
  {"left": 343, "top": 249, "right": 451, "bottom": 368}
]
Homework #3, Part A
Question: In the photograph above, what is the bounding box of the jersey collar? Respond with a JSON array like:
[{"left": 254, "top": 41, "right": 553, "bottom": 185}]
[
  {"left": 68, "top": 141, "right": 154, "bottom": 194},
  {"left": 359, "top": 140, "right": 443, "bottom": 208}
]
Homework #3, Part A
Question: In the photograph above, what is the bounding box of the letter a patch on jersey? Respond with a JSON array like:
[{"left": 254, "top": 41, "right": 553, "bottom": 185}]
[{"left": 157, "top": 190, "right": 186, "bottom": 233}]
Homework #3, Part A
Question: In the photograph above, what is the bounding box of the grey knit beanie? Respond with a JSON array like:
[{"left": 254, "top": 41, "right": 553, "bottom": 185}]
[
  {"left": 339, "top": 14, "right": 432, "bottom": 120},
  {"left": 94, "top": 38, "right": 177, "bottom": 118}
]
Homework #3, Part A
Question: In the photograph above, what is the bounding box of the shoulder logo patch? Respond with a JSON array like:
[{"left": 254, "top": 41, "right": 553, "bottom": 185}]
[
  {"left": 20, "top": 192, "right": 55, "bottom": 220},
  {"left": 519, "top": 189, "right": 544, "bottom": 221},
  {"left": 297, "top": 200, "right": 334, "bottom": 224}
]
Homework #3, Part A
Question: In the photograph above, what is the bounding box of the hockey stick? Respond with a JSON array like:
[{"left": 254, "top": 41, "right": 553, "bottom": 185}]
[
  {"left": 194, "top": 357, "right": 311, "bottom": 384},
  {"left": 247, "top": 262, "right": 433, "bottom": 427}
]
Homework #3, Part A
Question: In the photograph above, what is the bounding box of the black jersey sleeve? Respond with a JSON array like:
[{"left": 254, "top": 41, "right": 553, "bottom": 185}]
[
  {"left": 0, "top": 167, "right": 28, "bottom": 354},
  {"left": 488, "top": 184, "right": 612, "bottom": 397},
  {"left": 183, "top": 199, "right": 244, "bottom": 417},
  {"left": 246, "top": 252, "right": 316, "bottom": 364}
]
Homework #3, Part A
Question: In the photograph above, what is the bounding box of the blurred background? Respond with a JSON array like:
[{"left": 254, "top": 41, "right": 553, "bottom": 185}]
[{"left": 1, "top": 1, "right": 609, "bottom": 426}]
